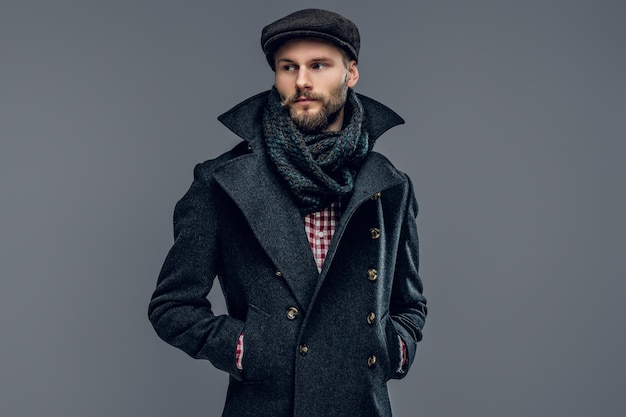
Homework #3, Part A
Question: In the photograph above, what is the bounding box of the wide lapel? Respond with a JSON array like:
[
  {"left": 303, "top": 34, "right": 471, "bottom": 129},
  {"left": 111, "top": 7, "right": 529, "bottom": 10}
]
[
  {"left": 311, "top": 152, "right": 406, "bottom": 304},
  {"left": 213, "top": 90, "right": 406, "bottom": 312},
  {"left": 213, "top": 150, "right": 319, "bottom": 310}
]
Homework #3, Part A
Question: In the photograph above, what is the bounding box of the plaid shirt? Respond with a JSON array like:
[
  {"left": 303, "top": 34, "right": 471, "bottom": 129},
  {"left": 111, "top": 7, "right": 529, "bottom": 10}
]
[
  {"left": 236, "top": 200, "right": 406, "bottom": 372},
  {"left": 304, "top": 200, "right": 342, "bottom": 272}
]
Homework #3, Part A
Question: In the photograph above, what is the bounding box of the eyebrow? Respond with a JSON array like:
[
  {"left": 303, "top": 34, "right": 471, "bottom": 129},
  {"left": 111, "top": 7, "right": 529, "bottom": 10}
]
[{"left": 276, "top": 56, "right": 334, "bottom": 64}]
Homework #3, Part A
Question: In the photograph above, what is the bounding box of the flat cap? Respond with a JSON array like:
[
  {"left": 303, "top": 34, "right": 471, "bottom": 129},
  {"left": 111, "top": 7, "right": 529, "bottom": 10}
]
[{"left": 261, "top": 9, "right": 360, "bottom": 69}]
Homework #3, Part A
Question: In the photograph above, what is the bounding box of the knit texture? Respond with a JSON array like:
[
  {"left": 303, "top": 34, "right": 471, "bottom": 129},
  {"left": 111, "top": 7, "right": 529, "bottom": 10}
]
[{"left": 263, "top": 87, "right": 370, "bottom": 214}]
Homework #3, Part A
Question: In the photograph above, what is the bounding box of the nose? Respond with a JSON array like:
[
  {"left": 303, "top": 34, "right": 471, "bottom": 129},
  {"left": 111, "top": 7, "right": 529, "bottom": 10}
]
[{"left": 295, "top": 68, "right": 312, "bottom": 91}]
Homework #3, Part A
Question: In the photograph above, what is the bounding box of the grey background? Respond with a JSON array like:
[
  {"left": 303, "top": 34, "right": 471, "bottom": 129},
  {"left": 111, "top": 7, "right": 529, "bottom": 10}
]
[{"left": 1, "top": 0, "right": 625, "bottom": 416}]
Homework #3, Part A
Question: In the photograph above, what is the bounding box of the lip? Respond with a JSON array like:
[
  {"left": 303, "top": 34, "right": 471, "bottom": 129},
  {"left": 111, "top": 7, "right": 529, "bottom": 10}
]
[{"left": 294, "top": 98, "right": 315, "bottom": 105}]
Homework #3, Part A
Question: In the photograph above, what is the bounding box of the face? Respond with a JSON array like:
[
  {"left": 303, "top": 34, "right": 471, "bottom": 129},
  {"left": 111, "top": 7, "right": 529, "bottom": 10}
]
[{"left": 274, "top": 38, "right": 359, "bottom": 133}]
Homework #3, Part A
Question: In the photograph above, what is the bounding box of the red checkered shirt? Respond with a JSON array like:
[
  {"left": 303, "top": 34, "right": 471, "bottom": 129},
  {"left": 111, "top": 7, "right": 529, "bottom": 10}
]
[
  {"left": 304, "top": 200, "right": 342, "bottom": 272},
  {"left": 236, "top": 200, "right": 406, "bottom": 372}
]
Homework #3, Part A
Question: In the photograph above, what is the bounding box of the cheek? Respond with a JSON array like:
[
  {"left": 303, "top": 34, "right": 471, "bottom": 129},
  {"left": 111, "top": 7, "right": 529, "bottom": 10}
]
[{"left": 275, "top": 79, "right": 292, "bottom": 101}]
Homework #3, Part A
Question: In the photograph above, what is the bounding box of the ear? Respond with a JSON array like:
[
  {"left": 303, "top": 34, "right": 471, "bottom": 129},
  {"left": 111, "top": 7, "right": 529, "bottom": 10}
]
[{"left": 346, "top": 61, "right": 359, "bottom": 88}]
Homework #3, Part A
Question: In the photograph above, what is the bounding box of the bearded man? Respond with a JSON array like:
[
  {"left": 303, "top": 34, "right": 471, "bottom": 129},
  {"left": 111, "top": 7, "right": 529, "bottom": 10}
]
[{"left": 149, "top": 8, "right": 427, "bottom": 417}]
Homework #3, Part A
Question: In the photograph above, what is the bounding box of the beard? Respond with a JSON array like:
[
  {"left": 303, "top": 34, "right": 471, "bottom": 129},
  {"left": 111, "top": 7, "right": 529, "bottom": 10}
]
[{"left": 282, "top": 81, "right": 349, "bottom": 134}]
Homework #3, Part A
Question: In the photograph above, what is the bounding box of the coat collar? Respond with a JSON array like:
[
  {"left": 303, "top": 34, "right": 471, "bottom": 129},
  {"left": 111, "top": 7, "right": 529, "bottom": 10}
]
[{"left": 217, "top": 89, "right": 405, "bottom": 147}]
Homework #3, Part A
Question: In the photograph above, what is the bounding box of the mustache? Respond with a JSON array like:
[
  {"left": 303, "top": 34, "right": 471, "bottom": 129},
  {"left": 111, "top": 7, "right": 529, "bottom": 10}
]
[{"left": 281, "top": 90, "right": 324, "bottom": 106}]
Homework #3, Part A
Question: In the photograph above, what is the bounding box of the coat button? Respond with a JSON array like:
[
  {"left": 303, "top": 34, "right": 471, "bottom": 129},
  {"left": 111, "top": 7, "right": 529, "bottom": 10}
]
[
  {"left": 371, "top": 192, "right": 382, "bottom": 200},
  {"left": 286, "top": 307, "right": 299, "bottom": 320},
  {"left": 275, "top": 270, "right": 282, "bottom": 277},
  {"left": 299, "top": 344, "right": 309, "bottom": 355},
  {"left": 370, "top": 228, "right": 381, "bottom": 239},
  {"left": 368, "top": 355, "right": 377, "bottom": 367},
  {"left": 367, "top": 312, "right": 376, "bottom": 324},
  {"left": 367, "top": 268, "right": 378, "bottom": 281}
]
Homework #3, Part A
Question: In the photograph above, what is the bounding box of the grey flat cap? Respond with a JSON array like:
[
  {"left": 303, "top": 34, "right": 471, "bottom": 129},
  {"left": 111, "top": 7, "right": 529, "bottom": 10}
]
[{"left": 261, "top": 9, "right": 360, "bottom": 69}]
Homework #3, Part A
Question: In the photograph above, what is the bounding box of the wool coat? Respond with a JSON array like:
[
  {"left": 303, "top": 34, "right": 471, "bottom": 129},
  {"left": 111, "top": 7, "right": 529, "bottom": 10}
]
[{"left": 148, "top": 91, "right": 427, "bottom": 417}]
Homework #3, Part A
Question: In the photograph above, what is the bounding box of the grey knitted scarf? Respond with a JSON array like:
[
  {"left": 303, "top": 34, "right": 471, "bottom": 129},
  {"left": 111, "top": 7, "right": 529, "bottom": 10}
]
[{"left": 263, "top": 87, "right": 370, "bottom": 214}]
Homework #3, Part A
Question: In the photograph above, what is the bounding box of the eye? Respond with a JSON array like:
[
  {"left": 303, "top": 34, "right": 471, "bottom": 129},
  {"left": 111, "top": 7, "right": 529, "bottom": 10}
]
[
  {"left": 282, "top": 64, "right": 297, "bottom": 71},
  {"left": 311, "top": 62, "right": 328, "bottom": 70}
]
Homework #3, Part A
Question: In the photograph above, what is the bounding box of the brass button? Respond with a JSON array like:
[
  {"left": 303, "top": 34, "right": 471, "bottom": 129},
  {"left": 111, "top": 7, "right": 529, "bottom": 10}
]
[
  {"left": 370, "top": 228, "right": 381, "bottom": 239},
  {"left": 371, "top": 192, "right": 382, "bottom": 200},
  {"left": 368, "top": 355, "right": 377, "bottom": 367},
  {"left": 299, "top": 344, "right": 309, "bottom": 355},
  {"left": 275, "top": 270, "right": 282, "bottom": 277},
  {"left": 286, "top": 307, "right": 299, "bottom": 320},
  {"left": 367, "top": 268, "right": 378, "bottom": 282},
  {"left": 367, "top": 312, "right": 376, "bottom": 324}
]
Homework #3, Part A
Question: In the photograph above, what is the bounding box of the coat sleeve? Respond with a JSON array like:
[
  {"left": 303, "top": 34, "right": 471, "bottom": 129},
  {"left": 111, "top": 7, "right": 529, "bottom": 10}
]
[
  {"left": 389, "top": 176, "right": 428, "bottom": 379},
  {"left": 148, "top": 163, "right": 244, "bottom": 378}
]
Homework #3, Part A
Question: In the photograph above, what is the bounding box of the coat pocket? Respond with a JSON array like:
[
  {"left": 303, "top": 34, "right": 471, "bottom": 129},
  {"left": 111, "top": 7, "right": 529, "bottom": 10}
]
[
  {"left": 239, "top": 304, "right": 272, "bottom": 384},
  {"left": 379, "top": 312, "right": 402, "bottom": 382}
]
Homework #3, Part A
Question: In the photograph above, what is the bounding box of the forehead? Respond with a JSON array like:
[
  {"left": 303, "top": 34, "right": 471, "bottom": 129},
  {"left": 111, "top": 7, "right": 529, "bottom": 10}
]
[{"left": 274, "top": 37, "right": 345, "bottom": 61}]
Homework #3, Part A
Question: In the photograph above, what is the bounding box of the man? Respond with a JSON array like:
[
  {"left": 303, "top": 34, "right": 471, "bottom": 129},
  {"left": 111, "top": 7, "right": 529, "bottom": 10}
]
[{"left": 149, "top": 8, "right": 427, "bottom": 417}]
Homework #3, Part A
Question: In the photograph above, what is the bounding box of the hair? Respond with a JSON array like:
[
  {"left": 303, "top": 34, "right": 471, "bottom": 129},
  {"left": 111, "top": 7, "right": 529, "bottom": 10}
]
[{"left": 339, "top": 49, "right": 352, "bottom": 68}]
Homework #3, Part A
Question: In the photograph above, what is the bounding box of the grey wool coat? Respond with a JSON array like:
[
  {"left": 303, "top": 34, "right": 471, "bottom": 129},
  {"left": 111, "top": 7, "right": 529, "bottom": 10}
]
[{"left": 148, "top": 90, "right": 427, "bottom": 417}]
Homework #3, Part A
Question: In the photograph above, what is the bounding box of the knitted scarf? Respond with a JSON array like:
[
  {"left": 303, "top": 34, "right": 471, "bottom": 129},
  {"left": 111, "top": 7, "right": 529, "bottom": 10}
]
[{"left": 263, "top": 87, "right": 370, "bottom": 214}]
